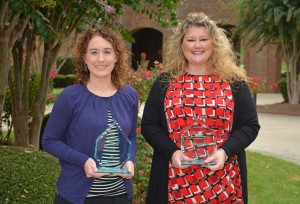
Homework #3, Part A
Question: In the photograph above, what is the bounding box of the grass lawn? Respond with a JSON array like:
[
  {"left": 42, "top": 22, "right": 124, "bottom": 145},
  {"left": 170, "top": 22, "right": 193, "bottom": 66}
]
[{"left": 247, "top": 151, "right": 300, "bottom": 204}]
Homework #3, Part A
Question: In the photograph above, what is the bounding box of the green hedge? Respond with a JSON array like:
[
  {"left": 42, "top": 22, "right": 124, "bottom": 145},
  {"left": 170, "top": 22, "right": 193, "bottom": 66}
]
[
  {"left": 277, "top": 78, "right": 288, "bottom": 102},
  {"left": 0, "top": 146, "right": 59, "bottom": 204},
  {"left": 53, "top": 74, "right": 75, "bottom": 88}
]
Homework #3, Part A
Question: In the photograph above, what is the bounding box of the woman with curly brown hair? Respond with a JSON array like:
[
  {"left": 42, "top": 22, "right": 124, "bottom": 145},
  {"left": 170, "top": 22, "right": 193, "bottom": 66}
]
[
  {"left": 142, "top": 12, "right": 260, "bottom": 204},
  {"left": 43, "top": 27, "right": 138, "bottom": 204}
]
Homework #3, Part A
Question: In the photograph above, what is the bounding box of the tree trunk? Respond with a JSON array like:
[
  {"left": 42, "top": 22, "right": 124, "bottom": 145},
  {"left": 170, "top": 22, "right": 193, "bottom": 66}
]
[
  {"left": 287, "top": 55, "right": 300, "bottom": 105},
  {"left": 12, "top": 111, "right": 30, "bottom": 146},
  {"left": 0, "top": 37, "right": 10, "bottom": 128},
  {"left": 9, "top": 25, "right": 34, "bottom": 147},
  {"left": 282, "top": 41, "right": 300, "bottom": 105},
  {"left": 30, "top": 43, "right": 61, "bottom": 147},
  {"left": 0, "top": 1, "right": 30, "bottom": 133}
]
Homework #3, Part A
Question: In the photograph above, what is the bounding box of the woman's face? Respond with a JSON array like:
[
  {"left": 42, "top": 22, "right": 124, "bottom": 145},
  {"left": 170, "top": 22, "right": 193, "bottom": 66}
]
[
  {"left": 182, "top": 26, "right": 213, "bottom": 73},
  {"left": 84, "top": 35, "right": 117, "bottom": 80}
]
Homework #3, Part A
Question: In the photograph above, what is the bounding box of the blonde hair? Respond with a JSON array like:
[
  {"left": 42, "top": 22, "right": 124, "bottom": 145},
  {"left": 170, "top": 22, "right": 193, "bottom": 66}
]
[
  {"left": 73, "top": 27, "right": 129, "bottom": 89},
  {"left": 164, "top": 12, "right": 248, "bottom": 83}
]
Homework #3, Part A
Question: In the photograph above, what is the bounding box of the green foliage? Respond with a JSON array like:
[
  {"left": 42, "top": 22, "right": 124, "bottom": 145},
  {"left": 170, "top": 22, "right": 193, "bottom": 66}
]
[
  {"left": 7, "top": 0, "right": 55, "bottom": 42},
  {"left": 28, "top": 73, "right": 41, "bottom": 113},
  {"left": 127, "top": 53, "right": 162, "bottom": 105},
  {"left": 128, "top": 68, "right": 159, "bottom": 105},
  {"left": 132, "top": 132, "right": 153, "bottom": 204},
  {"left": 1, "top": 88, "right": 13, "bottom": 144},
  {"left": 0, "top": 146, "right": 59, "bottom": 204},
  {"left": 277, "top": 77, "right": 288, "bottom": 102},
  {"left": 235, "top": 0, "right": 300, "bottom": 47},
  {"left": 52, "top": 88, "right": 63, "bottom": 99},
  {"left": 235, "top": 0, "right": 300, "bottom": 104},
  {"left": 53, "top": 74, "right": 75, "bottom": 88},
  {"left": 131, "top": 116, "right": 153, "bottom": 203},
  {"left": 247, "top": 151, "right": 300, "bottom": 204}
]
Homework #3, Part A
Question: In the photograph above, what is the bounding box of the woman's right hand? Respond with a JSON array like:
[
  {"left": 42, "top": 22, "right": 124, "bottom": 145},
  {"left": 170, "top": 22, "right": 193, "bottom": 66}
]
[
  {"left": 171, "top": 150, "right": 192, "bottom": 169},
  {"left": 84, "top": 158, "right": 109, "bottom": 178}
]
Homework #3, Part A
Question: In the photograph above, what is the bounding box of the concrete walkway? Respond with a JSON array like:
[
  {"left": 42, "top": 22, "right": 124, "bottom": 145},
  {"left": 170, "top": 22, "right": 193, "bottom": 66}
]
[{"left": 247, "top": 93, "right": 300, "bottom": 165}]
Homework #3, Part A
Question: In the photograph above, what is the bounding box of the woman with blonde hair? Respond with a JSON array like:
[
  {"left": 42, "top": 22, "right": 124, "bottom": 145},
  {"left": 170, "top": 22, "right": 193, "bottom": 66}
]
[{"left": 142, "top": 12, "right": 260, "bottom": 204}]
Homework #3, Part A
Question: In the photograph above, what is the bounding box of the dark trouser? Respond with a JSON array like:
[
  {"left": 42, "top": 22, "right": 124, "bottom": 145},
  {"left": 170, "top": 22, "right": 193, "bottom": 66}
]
[{"left": 54, "top": 193, "right": 132, "bottom": 204}]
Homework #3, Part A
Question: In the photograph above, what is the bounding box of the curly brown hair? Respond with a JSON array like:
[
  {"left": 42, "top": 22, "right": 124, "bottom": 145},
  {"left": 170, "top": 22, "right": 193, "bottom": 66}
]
[{"left": 73, "top": 27, "right": 130, "bottom": 89}]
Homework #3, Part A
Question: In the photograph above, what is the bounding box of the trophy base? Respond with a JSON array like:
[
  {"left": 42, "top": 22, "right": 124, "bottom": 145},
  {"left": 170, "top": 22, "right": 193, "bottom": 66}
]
[
  {"left": 98, "top": 168, "right": 130, "bottom": 175},
  {"left": 181, "top": 160, "right": 216, "bottom": 166}
]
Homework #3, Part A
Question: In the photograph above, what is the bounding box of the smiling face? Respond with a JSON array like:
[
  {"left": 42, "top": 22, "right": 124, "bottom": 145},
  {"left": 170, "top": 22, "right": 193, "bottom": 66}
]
[
  {"left": 84, "top": 35, "right": 117, "bottom": 81},
  {"left": 182, "top": 26, "right": 213, "bottom": 74}
]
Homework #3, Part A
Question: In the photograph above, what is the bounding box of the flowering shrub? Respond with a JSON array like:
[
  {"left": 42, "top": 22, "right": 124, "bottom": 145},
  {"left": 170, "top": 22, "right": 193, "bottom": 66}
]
[
  {"left": 47, "top": 70, "right": 59, "bottom": 104},
  {"left": 128, "top": 53, "right": 163, "bottom": 105},
  {"left": 46, "top": 91, "right": 55, "bottom": 104},
  {"left": 49, "top": 70, "right": 58, "bottom": 91},
  {"left": 133, "top": 130, "right": 153, "bottom": 204},
  {"left": 131, "top": 116, "right": 153, "bottom": 203},
  {"left": 248, "top": 76, "right": 260, "bottom": 95},
  {"left": 248, "top": 75, "right": 279, "bottom": 104},
  {"left": 248, "top": 75, "right": 277, "bottom": 94}
]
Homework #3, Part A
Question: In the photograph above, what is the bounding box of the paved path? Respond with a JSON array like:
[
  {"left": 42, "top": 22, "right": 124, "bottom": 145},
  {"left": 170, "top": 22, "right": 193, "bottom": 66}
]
[
  {"left": 247, "top": 93, "right": 300, "bottom": 165},
  {"left": 247, "top": 113, "right": 300, "bottom": 165}
]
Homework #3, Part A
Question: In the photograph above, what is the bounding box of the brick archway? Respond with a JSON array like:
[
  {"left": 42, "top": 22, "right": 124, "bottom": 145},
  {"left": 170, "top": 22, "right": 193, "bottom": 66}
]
[{"left": 131, "top": 28, "right": 163, "bottom": 70}]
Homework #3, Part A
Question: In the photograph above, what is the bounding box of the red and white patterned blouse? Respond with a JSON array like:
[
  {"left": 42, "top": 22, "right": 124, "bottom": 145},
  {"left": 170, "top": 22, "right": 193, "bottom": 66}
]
[{"left": 164, "top": 73, "right": 243, "bottom": 204}]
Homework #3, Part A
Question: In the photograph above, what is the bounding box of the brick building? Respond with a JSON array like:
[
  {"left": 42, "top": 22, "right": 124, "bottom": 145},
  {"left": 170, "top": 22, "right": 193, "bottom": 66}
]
[{"left": 122, "top": 0, "right": 281, "bottom": 92}]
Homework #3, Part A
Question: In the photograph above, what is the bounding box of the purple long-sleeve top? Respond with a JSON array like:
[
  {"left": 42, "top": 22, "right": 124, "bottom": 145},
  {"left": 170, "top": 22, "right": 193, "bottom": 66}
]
[{"left": 42, "top": 84, "right": 138, "bottom": 204}]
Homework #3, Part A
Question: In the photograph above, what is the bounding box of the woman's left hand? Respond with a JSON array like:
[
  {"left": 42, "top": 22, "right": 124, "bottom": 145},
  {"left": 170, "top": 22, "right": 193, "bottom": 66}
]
[
  {"left": 204, "top": 149, "right": 227, "bottom": 172},
  {"left": 115, "top": 160, "right": 134, "bottom": 179}
]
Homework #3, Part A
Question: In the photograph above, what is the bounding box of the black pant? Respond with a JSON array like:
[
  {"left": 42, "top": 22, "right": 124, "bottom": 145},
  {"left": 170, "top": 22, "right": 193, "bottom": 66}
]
[{"left": 54, "top": 193, "right": 132, "bottom": 204}]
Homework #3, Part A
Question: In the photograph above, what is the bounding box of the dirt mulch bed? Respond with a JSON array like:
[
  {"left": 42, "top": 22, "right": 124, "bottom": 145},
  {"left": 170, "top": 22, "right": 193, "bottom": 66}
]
[{"left": 257, "top": 103, "right": 300, "bottom": 116}]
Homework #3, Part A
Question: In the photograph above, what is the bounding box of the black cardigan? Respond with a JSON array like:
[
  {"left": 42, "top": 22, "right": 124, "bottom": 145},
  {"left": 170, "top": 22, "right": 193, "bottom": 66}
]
[{"left": 141, "top": 73, "right": 260, "bottom": 204}]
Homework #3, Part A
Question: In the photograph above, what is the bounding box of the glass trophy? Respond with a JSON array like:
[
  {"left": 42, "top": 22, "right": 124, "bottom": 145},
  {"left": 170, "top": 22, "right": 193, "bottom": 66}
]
[
  {"left": 180, "top": 117, "right": 217, "bottom": 166},
  {"left": 94, "top": 120, "right": 131, "bottom": 174}
]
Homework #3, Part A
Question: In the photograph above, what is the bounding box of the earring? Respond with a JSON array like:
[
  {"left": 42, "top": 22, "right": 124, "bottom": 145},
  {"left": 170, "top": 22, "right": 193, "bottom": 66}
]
[
  {"left": 84, "top": 64, "right": 88, "bottom": 72},
  {"left": 114, "top": 62, "right": 119, "bottom": 71}
]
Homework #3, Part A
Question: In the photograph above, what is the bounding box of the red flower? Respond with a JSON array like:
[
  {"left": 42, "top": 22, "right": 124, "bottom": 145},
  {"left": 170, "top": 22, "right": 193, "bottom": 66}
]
[
  {"left": 252, "top": 84, "right": 259, "bottom": 91},
  {"left": 252, "top": 76, "right": 259, "bottom": 83},
  {"left": 136, "top": 127, "right": 141, "bottom": 133},
  {"left": 50, "top": 70, "right": 58, "bottom": 79},
  {"left": 146, "top": 71, "right": 152, "bottom": 78},
  {"left": 272, "top": 82, "right": 278, "bottom": 88}
]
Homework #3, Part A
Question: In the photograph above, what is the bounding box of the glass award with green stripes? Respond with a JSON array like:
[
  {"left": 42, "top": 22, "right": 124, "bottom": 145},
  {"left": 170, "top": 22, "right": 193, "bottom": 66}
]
[
  {"left": 180, "top": 117, "right": 217, "bottom": 166},
  {"left": 94, "top": 120, "right": 131, "bottom": 174}
]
